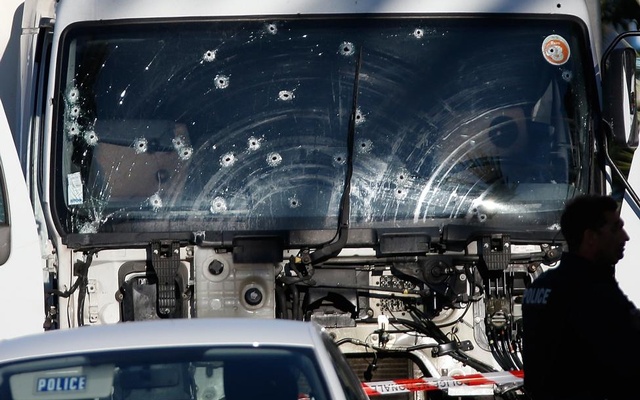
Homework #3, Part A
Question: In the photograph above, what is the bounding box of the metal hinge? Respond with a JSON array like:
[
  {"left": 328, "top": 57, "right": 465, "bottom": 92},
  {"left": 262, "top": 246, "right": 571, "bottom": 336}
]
[{"left": 150, "top": 241, "right": 181, "bottom": 317}]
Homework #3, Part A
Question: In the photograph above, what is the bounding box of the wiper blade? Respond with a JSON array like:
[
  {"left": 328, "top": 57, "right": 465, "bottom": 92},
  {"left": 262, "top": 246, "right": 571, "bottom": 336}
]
[{"left": 308, "top": 47, "right": 363, "bottom": 265}]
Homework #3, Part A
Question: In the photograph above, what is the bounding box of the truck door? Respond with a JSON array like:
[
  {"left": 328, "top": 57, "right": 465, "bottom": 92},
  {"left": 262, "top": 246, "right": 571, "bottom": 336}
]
[{"left": 0, "top": 97, "right": 44, "bottom": 339}]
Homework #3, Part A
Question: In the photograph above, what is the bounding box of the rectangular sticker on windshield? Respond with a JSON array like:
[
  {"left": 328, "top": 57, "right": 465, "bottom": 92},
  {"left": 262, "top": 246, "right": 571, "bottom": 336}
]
[
  {"left": 67, "top": 172, "right": 84, "bottom": 205},
  {"left": 36, "top": 376, "right": 87, "bottom": 392},
  {"left": 10, "top": 365, "right": 114, "bottom": 400}
]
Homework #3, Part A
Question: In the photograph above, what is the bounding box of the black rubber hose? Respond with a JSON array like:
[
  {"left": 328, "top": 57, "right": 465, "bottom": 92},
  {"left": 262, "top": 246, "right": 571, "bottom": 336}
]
[
  {"left": 361, "top": 316, "right": 497, "bottom": 373},
  {"left": 275, "top": 285, "right": 288, "bottom": 319}
]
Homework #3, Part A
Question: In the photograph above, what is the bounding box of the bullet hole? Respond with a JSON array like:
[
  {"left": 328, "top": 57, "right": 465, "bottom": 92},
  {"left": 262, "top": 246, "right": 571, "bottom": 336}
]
[
  {"left": 267, "top": 152, "right": 282, "bottom": 167},
  {"left": 288, "top": 197, "right": 301, "bottom": 208},
  {"left": 278, "top": 90, "right": 295, "bottom": 101},
  {"left": 561, "top": 70, "right": 573, "bottom": 82},
  {"left": 172, "top": 137, "right": 186, "bottom": 150},
  {"left": 69, "top": 105, "right": 81, "bottom": 119},
  {"left": 66, "top": 87, "right": 80, "bottom": 104},
  {"left": 220, "top": 152, "right": 237, "bottom": 167},
  {"left": 214, "top": 74, "right": 230, "bottom": 89},
  {"left": 339, "top": 41, "right": 355, "bottom": 56},
  {"left": 395, "top": 188, "right": 407, "bottom": 200},
  {"left": 248, "top": 136, "right": 262, "bottom": 151},
  {"left": 179, "top": 146, "right": 193, "bottom": 161},
  {"left": 202, "top": 50, "right": 217, "bottom": 62},
  {"left": 210, "top": 196, "right": 228, "bottom": 213},
  {"left": 84, "top": 130, "right": 99, "bottom": 146},
  {"left": 413, "top": 28, "right": 425, "bottom": 39},
  {"left": 396, "top": 169, "right": 411, "bottom": 186},
  {"left": 357, "top": 139, "right": 373, "bottom": 154},
  {"left": 355, "top": 108, "right": 366, "bottom": 125},
  {"left": 266, "top": 23, "right": 278, "bottom": 35},
  {"left": 334, "top": 153, "right": 347, "bottom": 165},
  {"left": 67, "top": 122, "right": 81, "bottom": 137},
  {"left": 171, "top": 136, "right": 192, "bottom": 160},
  {"left": 149, "top": 193, "right": 163, "bottom": 211},
  {"left": 134, "top": 138, "right": 148, "bottom": 154}
]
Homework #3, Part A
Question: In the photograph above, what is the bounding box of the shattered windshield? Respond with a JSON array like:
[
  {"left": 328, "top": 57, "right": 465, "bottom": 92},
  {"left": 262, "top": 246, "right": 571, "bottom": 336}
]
[{"left": 55, "top": 17, "right": 590, "bottom": 236}]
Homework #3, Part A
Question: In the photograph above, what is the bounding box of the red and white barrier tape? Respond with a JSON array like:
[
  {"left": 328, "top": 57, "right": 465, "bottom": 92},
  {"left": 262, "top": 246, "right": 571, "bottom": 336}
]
[{"left": 362, "top": 370, "right": 524, "bottom": 396}]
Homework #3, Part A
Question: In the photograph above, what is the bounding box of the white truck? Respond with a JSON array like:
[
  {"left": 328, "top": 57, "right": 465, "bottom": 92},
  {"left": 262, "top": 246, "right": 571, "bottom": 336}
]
[{"left": 1, "top": 0, "right": 640, "bottom": 398}]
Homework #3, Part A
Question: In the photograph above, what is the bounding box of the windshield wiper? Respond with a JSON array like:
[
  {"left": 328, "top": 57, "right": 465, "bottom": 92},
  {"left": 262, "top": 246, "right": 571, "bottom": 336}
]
[{"left": 305, "top": 48, "right": 363, "bottom": 265}]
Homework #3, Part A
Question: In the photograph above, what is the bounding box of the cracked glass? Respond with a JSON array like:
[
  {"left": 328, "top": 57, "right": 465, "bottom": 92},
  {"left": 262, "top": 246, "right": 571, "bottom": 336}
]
[{"left": 55, "top": 17, "right": 591, "bottom": 236}]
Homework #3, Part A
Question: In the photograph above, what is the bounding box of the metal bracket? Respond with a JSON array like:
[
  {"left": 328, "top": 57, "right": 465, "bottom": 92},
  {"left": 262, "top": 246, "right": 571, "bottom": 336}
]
[
  {"left": 480, "top": 234, "right": 511, "bottom": 271},
  {"left": 150, "top": 241, "right": 181, "bottom": 317},
  {"left": 431, "top": 340, "right": 474, "bottom": 357}
]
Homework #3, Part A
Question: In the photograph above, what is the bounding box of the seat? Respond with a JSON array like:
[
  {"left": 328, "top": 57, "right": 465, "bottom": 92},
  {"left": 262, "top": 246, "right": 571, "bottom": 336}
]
[
  {"left": 86, "top": 120, "right": 191, "bottom": 203},
  {"left": 222, "top": 359, "right": 299, "bottom": 400}
]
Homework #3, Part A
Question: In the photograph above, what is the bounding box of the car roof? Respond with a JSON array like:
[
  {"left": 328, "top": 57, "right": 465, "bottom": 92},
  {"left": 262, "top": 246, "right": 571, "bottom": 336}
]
[{"left": 0, "top": 319, "right": 326, "bottom": 364}]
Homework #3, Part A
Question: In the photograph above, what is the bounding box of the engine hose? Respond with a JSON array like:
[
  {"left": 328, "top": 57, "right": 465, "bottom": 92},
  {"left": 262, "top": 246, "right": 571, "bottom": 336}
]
[
  {"left": 275, "top": 285, "right": 288, "bottom": 319},
  {"left": 496, "top": 328, "right": 519, "bottom": 370},
  {"left": 372, "top": 316, "right": 497, "bottom": 373},
  {"left": 488, "top": 338, "right": 507, "bottom": 370},
  {"left": 487, "top": 326, "right": 512, "bottom": 371},
  {"left": 505, "top": 328, "right": 524, "bottom": 370},
  {"left": 290, "top": 284, "right": 301, "bottom": 321},
  {"left": 410, "top": 304, "right": 512, "bottom": 373},
  {"left": 407, "top": 307, "right": 450, "bottom": 343},
  {"left": 493, "top": 329, "right": 511, "bottom": 368},
  {"left": 497, "top": 332, "right": 519, "bottom": 370},
  {"left": 495, "top": 328, "right": 521, "bottom": 371},
  {"left": 75, "top": 252, "right": 95, "bottom": 327}
]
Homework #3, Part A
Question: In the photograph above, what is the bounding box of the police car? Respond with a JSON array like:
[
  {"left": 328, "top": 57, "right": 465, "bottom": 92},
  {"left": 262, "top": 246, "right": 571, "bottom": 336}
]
[{"left": 0, "top": 318, "right": 369, "bottom": 400}]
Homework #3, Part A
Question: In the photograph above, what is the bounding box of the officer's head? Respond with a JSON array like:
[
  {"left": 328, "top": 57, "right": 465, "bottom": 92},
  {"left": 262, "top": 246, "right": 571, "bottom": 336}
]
[{"left": 560, "top": 195, "right": 629, "bottom": 266}]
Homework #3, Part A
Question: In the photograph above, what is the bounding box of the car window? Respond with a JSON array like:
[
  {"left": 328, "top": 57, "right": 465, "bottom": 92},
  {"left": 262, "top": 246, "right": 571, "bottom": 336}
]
[
  {"left": 0, "top": 171, "right": 6, "bottom": 224},
  {"left": 322, "top": 334, "right": 368, "bottom": 400},
  {"left": 0, "top": 169, "right": 9, "bottom": 266},
  {"left": 0, "top": 346, "right": 331, "bottom": 400}
]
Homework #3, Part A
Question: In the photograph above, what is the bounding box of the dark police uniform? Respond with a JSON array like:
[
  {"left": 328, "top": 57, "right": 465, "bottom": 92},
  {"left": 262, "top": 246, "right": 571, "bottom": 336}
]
[{"left": 522, "top": 252, "right": 640, "bottom": 400}]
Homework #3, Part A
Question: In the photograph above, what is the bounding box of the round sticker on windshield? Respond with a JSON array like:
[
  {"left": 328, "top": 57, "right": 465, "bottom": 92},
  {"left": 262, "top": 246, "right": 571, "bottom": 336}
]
[{"left": 542, "top": 34, "right": 570, "bottom": 65}]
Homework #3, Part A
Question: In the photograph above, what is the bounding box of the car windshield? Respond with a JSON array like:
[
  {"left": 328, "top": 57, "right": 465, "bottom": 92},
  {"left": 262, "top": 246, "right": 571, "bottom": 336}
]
[
  {"left": 55, "top": 17, "right": 591, "bottom": 237},
  {"left": 0, "top": 346, "right": 329, "bottom": 400}
]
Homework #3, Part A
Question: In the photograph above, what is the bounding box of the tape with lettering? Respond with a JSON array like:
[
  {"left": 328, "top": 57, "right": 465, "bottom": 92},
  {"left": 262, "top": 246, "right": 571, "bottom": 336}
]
[{"left": 362, "top": 370, "right": 524, "bottom": 396}]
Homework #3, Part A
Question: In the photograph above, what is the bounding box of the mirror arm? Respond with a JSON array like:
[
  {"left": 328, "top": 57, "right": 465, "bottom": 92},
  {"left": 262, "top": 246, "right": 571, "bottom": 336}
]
[{"left": 601, "top": 31, "right": 640, "bottom": 71}]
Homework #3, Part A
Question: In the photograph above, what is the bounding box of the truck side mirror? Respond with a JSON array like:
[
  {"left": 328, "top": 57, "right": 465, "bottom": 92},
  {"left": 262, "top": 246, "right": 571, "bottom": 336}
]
[{"left": 602, "top": 46, "right": 638, "bottom": 148}]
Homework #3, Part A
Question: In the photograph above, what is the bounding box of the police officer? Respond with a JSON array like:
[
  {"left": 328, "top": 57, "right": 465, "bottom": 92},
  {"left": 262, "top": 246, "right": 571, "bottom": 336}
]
[{"left": 522, "top": 194, "right": 640, "bottom": 400}]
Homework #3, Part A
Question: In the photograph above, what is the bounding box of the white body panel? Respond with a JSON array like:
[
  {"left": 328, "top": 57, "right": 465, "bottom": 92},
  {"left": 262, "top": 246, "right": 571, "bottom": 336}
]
[
  {"left": 3, "top": 2, "right": 639, "bottom": 399},
  {"left": 0, "top": 99, "right": 44, "bottom": 339}
]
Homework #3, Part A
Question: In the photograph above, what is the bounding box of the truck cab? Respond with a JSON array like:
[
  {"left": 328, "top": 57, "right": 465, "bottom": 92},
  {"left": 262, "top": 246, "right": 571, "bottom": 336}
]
[{"left": 4, "top": 0, "right": 639, "bottom": 398}]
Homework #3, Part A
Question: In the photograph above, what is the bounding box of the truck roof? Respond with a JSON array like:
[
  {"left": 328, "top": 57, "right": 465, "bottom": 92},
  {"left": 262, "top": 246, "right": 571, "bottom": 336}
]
[{"left": 51, "top": 0, "right": 592, "bottom": 27}]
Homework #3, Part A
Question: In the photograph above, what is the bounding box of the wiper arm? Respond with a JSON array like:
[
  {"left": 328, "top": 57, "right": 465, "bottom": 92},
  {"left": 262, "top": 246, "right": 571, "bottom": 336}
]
[{"left": 307, "top": 47, "right": 363, "bottom": 265}]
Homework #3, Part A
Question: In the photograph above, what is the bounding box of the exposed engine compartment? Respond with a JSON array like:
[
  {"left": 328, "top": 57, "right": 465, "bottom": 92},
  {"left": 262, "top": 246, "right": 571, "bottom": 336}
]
[{"left": 49, "top": 236, "right": 560, "bottom": 398}]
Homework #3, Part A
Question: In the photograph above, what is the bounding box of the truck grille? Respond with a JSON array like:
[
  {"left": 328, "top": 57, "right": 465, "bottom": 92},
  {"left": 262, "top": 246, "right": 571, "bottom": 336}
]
[{"left": 347, "top": 355, "right": 414, "bottom": 400}]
